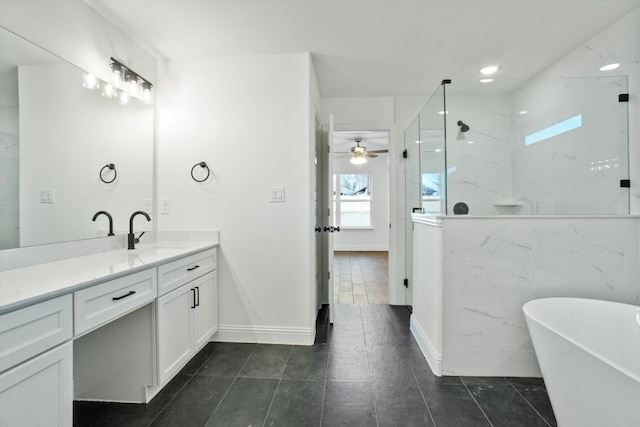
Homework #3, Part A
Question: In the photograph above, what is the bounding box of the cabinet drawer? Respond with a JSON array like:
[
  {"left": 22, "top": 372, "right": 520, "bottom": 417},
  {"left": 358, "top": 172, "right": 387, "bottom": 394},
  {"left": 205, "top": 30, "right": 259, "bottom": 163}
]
[
  {"left": 74, "top": 269, "right": 157, "bottom": 335},
  {"left": 157, "top": 249, "right": 216, "bottom": 296},
  {"left": 0, "top": 295, "right": 72, "bottom": 373}
]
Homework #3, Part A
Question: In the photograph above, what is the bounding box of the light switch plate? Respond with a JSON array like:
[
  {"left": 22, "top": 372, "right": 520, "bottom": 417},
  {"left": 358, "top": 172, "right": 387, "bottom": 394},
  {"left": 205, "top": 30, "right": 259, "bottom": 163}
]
[
  {"left": 40, "top": 188, "right": 55, "bottom": 204},
  {"left": 269, "top": 187, "right": 285, "bottom": 203}
]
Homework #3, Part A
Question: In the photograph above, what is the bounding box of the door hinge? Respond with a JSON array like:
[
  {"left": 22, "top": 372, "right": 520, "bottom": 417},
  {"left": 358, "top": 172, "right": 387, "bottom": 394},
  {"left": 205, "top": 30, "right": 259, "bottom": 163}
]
[
  {"left": 402, "top": 149, "right": 408, "bottom": 159},
  {"left": 403, "top": 278, "right": 409, "bottom": 288},
  {"left": 619, "top": 93, "right": 629, "bottom": 102},
  {"left": 621, "top": 179, "right": 630, "bottom": 188}
]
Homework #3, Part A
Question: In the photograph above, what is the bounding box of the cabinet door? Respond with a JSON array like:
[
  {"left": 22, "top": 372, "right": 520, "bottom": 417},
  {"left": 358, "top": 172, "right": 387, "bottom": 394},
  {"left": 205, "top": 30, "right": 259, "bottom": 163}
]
[
  {"left": 192, "top": 271, "right": 218, "bottom": 349},
  {"left": 156, "top": 284, "right": 194, "bottom": 385},
  {"left": 0, "top": 342, "right": 72, "bottom": 427}
]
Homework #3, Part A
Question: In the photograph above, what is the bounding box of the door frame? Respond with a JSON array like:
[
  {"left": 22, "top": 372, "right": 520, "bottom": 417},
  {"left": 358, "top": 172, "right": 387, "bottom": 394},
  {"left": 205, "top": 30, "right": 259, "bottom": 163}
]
[{"left": 323, "top": 122, "right": 400, "bottom": 307}]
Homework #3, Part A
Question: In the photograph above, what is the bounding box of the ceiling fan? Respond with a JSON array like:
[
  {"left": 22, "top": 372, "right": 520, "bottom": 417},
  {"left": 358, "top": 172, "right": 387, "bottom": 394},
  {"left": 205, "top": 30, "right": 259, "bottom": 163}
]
[{"left": 336, "top": 137, "right": 388, "bottom": 165}]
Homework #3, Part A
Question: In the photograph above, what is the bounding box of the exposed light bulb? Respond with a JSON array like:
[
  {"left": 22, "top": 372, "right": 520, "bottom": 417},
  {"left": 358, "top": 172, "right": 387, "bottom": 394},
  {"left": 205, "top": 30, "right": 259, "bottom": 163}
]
[
  {"left": 119, "top": 90, "right": 130, "bottom": 106},
  {"left": 141, "top": 82, "right": 152, "bottom": 104},
  {"left": 82, "top": 73, "right": 99, "bottom": 90},
  {"left": 102, "top": 83, "right": 116, "bottom": 98}
]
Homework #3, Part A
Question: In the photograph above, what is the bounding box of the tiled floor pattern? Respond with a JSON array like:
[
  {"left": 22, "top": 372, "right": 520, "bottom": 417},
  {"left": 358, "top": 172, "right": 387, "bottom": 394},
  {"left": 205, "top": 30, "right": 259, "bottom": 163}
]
[
  {"left": 334, "top": 251, "right": 388, "bottom": 304},
  {"left": 74, "top": 304, "right": 557, "bottom": 426}
]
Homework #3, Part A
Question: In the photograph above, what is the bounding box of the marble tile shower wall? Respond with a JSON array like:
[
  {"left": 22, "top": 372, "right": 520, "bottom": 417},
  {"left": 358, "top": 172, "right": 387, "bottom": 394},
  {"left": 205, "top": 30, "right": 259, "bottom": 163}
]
[
  {"left": 442, "top": 77, "right": 629, "bottom": 216},
  {"left": 439, "top": 216, "right": 640, "bottom": 376},
  {"left": 511, "top": 76, "right": 629, "bottom": 215},
  {"left": 443, "top": 94, "right": 513, "bottom": 216}
]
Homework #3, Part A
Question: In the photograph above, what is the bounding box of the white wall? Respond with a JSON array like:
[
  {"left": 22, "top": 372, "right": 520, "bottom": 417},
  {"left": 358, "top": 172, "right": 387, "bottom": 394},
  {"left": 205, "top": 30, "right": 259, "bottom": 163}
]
[
  {"left": 157, "top": 53, "right": 317, "bottom": 345},
  {"left": 333, "top": 154, "right": 389, "bottom": 251}
]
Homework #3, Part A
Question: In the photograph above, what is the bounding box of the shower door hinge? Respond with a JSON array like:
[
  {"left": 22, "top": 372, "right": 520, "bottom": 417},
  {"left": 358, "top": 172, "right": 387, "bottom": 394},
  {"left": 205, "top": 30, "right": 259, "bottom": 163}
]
[
  {"left": 403, "top": 278, "right": 409, "bottom": 288},
  {"left": 402, "top": 149, "right": 408, "bottom": 159},
  {"left": 620, "top": 179, "right": 630, "bottom": 188},
  {"left": 619, "top": 94, "right": 629, "bottom": 102}
]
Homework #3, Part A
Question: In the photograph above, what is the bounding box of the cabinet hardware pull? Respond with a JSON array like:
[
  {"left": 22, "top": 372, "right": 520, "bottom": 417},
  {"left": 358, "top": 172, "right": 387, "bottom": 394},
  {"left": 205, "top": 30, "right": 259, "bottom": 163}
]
[
  {"left": 195, "top": 286, "right": 200, "bottom": 307},
  {"left": 187, "top": 265, "right": 200, "bottom": 271},
  {"left": 112, "top": 290, "right": 136, "bottom": 301},
  {"left": 191, "top": 288, "right": 197, "bottom": 309}
]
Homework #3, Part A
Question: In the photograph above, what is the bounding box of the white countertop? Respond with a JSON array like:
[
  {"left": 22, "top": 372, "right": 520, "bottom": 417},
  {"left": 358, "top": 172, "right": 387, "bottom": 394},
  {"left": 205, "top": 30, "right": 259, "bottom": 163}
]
[{"left": 0, "top": 241, "right": 218, "bottom": 315}]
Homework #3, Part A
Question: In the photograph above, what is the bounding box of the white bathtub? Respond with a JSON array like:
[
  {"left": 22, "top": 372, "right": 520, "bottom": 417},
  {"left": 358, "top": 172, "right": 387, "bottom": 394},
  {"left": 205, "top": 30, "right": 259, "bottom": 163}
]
[{"left": 523, "top": 298, "right": 640, "bottom": 426}]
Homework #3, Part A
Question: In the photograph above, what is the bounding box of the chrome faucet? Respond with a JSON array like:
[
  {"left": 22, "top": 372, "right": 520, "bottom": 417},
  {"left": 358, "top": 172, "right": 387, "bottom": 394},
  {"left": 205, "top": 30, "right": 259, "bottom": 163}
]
[
  {"left": 92, "top": 211, "right": 114, "bottom": 236},
  {"left": 128, "top": 211, "right": 151, "bottom": 250}
]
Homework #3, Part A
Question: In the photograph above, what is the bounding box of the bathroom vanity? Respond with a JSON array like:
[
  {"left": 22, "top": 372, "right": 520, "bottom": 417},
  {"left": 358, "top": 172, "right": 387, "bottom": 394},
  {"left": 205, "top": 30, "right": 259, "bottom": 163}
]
[{"left": 0, "top": 237, "right": 218, "bottom": 427}]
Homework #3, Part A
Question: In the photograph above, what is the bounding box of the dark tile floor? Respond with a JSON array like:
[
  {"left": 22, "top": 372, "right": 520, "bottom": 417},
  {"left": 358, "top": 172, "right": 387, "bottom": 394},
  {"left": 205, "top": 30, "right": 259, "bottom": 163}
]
[{"left": 74, "top": 304, "right": 557, "bottom": 426}]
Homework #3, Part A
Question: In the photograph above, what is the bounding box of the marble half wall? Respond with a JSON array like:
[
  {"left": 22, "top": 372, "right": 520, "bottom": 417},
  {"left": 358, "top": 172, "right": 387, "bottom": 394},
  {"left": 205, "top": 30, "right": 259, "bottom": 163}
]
[{"left": 411, "top": 215, "right": 640, "bottom": 377}]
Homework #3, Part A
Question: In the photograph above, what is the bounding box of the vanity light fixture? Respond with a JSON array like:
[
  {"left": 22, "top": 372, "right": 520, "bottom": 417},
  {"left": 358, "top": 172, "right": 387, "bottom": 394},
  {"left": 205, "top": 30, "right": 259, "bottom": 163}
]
[
  {"left": 109, "top": 57, "right": 153, "bottom": 105},
  {"left": 599, "top": 63, "right": 620, "bottom": 71}
]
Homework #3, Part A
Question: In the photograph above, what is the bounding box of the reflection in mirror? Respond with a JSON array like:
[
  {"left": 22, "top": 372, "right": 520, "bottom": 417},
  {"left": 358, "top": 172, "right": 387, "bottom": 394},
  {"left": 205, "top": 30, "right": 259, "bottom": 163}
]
[{"left": 0, "top": 27, "right": 153, "bottom": 250}]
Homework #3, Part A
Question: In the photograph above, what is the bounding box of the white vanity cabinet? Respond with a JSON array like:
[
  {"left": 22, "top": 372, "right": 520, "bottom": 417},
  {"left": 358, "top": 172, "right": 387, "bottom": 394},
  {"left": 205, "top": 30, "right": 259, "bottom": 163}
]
[
  {"left": 0, "top": 296, "right": 73, "bottom": 427},
  {"left": 156, "top": 249, "right": 218, "bottom": 385},
  {"left": 0, "top": 241, "right": 218, "bottom": 425}
]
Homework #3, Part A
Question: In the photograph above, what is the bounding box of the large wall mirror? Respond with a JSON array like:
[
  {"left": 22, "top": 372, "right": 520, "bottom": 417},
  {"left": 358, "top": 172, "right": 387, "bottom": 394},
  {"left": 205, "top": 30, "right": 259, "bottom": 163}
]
[{"left": 0, "top": 26, "right": 153, "bottom": 250}]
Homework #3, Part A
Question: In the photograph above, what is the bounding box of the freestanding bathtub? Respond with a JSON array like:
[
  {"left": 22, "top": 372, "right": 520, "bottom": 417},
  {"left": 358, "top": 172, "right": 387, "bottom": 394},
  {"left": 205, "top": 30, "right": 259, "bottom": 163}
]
[{"left": 523, "top": 298, "right": 640, "bottom": 427}]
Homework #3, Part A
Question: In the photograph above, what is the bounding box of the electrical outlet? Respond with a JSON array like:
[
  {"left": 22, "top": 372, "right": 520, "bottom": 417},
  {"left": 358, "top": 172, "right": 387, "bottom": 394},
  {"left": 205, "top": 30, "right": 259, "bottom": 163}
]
[{"left": 161, "top": 199, "right": 171, "bottom": 214}]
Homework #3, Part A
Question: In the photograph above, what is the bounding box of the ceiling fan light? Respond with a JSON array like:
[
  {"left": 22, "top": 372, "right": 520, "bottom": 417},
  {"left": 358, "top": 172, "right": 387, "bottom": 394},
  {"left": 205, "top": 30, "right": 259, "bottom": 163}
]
[{"left": 350, "top": 156, "right": 367, "bottom": 165}]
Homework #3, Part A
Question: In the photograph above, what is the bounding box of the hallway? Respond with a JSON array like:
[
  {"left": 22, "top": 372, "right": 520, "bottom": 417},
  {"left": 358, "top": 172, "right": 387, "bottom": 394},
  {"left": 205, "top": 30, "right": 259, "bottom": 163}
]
[{"left": 334, "top": 251, "right": 388, "bottom": 304}]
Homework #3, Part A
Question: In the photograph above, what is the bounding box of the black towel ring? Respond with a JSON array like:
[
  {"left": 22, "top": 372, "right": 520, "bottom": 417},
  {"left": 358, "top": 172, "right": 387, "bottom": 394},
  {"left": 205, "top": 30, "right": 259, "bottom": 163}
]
[
  {"left": 191, "top": 162, "right": 210, "bottom": 182},
  {"left": 100, "top": 164, "right": 117, "bottom": 184}
]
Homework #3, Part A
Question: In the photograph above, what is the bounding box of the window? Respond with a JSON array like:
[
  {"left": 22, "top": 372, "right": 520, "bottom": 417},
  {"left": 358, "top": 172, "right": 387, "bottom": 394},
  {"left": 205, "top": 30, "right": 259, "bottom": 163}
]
[
  {"left": 525, "top": 114, "right": 582, "bottom": 146},
  {"left": 333, "top": 173, "right": 372, "bottom": 227},
  {"left": 421, "top": 172, "right": 443, "bottom": 214}
]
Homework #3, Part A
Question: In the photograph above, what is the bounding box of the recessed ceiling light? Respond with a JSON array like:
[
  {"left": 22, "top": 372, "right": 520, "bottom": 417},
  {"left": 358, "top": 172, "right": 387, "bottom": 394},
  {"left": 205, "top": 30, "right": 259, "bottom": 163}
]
[
  {"left": 599, "top": 63, "right": 620, "bottom": 71},
  {"left": 480, "top": 79, "right": 494, "bottom": 83},
  {"left": 519, "top": 110, "right": 528, "bottom": 115},
  {"left": 479, "top": 65, "right": 500, "bottom": 75}
]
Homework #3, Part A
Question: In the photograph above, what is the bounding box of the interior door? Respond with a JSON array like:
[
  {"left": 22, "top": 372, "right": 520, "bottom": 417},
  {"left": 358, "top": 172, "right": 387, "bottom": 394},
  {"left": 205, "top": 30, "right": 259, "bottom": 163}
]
[{"left": 326, "top": 115, "right": 335, "bottom": 323}]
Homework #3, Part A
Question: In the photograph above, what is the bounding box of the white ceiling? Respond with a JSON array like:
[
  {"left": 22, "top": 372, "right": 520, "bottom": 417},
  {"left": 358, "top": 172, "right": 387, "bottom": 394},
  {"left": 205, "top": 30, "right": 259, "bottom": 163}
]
[{"left": 88, "top": 0, "right": 640, "bottom": 97}]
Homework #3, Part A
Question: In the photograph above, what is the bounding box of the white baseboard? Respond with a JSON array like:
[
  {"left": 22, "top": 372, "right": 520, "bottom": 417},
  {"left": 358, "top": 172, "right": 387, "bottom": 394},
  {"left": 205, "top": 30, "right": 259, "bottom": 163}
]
[
  {"left": 410, "top": 315, "right": 442, "bottom": 376},
  {"left": 213, "top": 324, "right": 315, "bottom": 345},
  {"left": 333, "top": 245, "right": 389, "bottom": 251}
]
